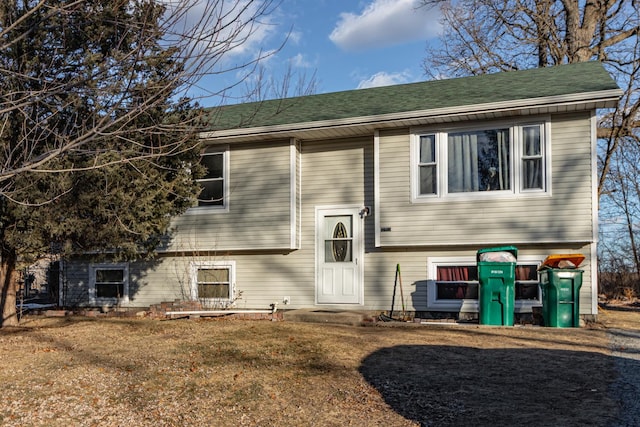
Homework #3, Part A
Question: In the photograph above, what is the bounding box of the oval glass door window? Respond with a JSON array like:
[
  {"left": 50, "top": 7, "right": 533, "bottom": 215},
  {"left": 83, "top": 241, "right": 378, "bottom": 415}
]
[
  {"left": 332, "top": 222, "right": 348, "bottom": 261},
  {"left": 324, "top": 216, "right": 352, "bottom": 263}
]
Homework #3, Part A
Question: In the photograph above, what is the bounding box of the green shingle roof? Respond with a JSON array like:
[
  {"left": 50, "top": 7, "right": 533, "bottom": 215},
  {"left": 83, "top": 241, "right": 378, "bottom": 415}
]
[{"left": 205, "top": 62, "right": 619, "bottom": 131}]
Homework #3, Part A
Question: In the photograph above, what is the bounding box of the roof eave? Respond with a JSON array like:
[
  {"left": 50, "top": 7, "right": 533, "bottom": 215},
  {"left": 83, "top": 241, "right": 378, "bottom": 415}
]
[{"left": 200, "top": 89, "right": 622, "bottom": 143}]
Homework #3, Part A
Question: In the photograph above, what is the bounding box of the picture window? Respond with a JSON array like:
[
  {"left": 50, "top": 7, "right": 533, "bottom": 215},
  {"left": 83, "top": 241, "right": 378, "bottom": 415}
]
[{"left": 413, "top": 121, "right": 548, "bottom": 200}]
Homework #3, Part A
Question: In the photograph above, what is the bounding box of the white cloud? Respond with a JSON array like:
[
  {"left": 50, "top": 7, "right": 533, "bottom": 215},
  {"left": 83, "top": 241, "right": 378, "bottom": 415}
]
[
  {"left": 163, "top": 0, "right": 279, "bottom": 59},
  {"left": 357, "top": 71, "right": 414, "bottom": 89},
  {"left": 329, "top": 0, "right": 442, "bottom": 51},
  {"left": 291, "top": 53, "right": 313, "bottom": 68},
  {"left": 288, "top": 30, "right": 303, "bottom": 45}
]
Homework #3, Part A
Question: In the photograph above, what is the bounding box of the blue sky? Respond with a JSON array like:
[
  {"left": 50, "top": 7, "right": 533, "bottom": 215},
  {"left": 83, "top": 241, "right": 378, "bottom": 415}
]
[{"left": 189, "top": 0, "right": 443, "bottom": 106}]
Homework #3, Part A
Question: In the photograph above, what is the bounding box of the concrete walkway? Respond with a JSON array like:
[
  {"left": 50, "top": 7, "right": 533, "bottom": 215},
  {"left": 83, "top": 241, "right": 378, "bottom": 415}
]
[{"left": 282, "top": 309, "right": 377, "bottom": 326}]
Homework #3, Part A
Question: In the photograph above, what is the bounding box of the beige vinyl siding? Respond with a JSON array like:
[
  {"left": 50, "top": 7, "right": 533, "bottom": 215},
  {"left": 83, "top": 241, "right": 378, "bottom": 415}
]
[
  {"left": 294, "top": 140, "right": 302, "bottom": 249},
  {"left": 377, "top": 113, "right": 595, "bottom": 247},
  {"left": 210, "top": 136, "right": 373, "bottom": 310},
  {"left": 61, "top": 242, "right": 595, "bottom": 315},
  {"left": 296, "top": 137, "right": 370, "bottom": 306},
  {"left": 213, "top": 136, "right": 373, "bottom": 310},
  {"left": 154, "top": 137, "right": 374, "bottom": 310},
  {"left": 302, "top": 137, "right": 368, "bottom": 206},
  {"left": 359, "top": 244, "right": 594, "bottom": 314},
  {"left": 147, "top": 137, "right": 370, "bottom": 310},
  {"left": 167, "top": 140, "right": 295, "bottom": 251},
  {"left": 61, "top": 127, "right": 595, "bottom": 314},
  {"left": 62, "top": 261, "right": 90, "bottom": 306}
]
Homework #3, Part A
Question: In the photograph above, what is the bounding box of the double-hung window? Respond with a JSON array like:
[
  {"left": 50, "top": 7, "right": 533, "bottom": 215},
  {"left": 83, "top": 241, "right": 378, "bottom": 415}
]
[
  {"left": 412, "top": 121, "right": 548, "bottom": 199},
  {"left": 89, "top": 263, "right": 129, "bottom": 305},
  {"left": 190, "top": 261, "right": 236, "bottom": 308},
  {"left": 196, "top": 146, "right": 228, "bottom": 208},
  {"left": 418, "top": 134, "right": 437, "bottom": 195},
  {"left": 521, "top": 125, "right": 545, "bottom": 191}
]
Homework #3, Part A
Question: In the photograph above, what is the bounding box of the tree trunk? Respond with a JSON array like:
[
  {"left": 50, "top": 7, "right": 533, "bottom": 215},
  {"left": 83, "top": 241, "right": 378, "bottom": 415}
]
[
  {"left": 535, "top": 0, "right": 553, "bottom": 67},
  {"left": 561, "top": 0, "right": 602, "bottom": 62},
  {"left": 0, "top": 251, "right": 19, "bottom": 327}
]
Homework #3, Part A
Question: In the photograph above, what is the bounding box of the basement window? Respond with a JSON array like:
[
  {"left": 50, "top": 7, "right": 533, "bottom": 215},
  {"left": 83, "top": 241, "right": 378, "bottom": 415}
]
[
  {"left": 427, "top": 257, "right": 541, "bottom": 312},
  {"left": 89, "top": 263, "right": 129, "bottom": 305},
  {"left": 190, "top": 261, "right": 236, "bottom": 308}
]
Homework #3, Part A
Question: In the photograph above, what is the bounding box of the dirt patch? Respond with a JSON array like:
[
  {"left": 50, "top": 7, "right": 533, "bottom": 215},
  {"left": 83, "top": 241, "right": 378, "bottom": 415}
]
[{"left": 0, "top": 312, "right": 634, "bottom": 426}]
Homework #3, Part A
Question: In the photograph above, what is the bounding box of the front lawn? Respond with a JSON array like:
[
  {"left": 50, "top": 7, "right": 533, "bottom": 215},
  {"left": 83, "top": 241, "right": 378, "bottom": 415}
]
[{"left": 0, "top": 312, "right": 631, "bottom": 426}]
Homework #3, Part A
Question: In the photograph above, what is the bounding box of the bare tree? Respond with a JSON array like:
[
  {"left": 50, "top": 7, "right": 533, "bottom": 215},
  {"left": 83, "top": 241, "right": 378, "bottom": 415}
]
[
  {"left": 419, "top": 0, "right": 640, "bottom": 285},
  {"left": 242, "top": 62, "right": 318, "bottom": 103},
  {"left": 0, "top": 0, "right": 282, "bottom": 188},
  {"left": 420, "top": 0, "right": 639, "bottom": 193},
  {"left": 599, "top": 131, "right": 640, "bottom": 293}
]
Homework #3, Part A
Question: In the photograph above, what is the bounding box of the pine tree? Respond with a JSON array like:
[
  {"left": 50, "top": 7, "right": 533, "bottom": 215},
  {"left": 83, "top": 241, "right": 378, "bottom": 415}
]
[{"left": 0, "top": 0, "right": 205, "bottom": 326}]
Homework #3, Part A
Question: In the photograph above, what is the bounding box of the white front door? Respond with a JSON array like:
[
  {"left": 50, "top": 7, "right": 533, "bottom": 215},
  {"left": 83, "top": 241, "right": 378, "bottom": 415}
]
[{"left": 316, "top": 207, "right": 362, "bottom": 304}]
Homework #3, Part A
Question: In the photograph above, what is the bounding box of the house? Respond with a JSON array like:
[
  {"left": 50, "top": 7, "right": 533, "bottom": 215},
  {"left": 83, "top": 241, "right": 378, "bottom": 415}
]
[{"left": 61, "top": 62, "right": 621, "bottom": 321}]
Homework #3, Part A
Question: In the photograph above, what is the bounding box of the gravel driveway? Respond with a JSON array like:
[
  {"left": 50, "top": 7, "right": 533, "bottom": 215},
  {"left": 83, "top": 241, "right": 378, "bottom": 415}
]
[{"left": 609, "top": 327, "right": 640, "bottom": 426}]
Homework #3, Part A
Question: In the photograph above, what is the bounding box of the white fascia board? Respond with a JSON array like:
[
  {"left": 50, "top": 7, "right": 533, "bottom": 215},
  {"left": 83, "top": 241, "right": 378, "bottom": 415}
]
[{"left": 200, "top": 90, "right": 622, "bottom": 141}]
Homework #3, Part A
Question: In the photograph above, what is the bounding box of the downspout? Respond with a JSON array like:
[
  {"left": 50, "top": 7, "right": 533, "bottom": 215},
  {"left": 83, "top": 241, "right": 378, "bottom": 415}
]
[{"left": 59, "top": 259, "right": 65, "bottom": 308}]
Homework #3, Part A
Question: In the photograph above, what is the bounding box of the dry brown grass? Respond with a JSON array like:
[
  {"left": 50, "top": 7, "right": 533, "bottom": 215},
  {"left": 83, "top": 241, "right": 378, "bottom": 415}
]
[
  {"left": 599, "top": 303, "right": 640, "bottom": 331},
  {"left": 0, "top": 312, "right": 634, "bottom": 426}
]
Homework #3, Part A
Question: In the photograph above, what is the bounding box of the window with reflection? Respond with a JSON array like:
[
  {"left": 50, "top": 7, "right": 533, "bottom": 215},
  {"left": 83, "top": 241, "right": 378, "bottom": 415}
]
[
  {"left": 435, "top": 263, "right": 539, "bottom": 300},
  {"left": 197, "top": 146, "right": 226, "bottom": 207}
]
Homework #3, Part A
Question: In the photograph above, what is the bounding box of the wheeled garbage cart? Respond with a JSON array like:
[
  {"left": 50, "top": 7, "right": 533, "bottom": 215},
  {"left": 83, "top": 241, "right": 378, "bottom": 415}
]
[
  {"left": 477, "top": 246, "right": 517, "bottom": 326},
  {"left": 538, "top": 254, "right": 585, "bottom": 328}
]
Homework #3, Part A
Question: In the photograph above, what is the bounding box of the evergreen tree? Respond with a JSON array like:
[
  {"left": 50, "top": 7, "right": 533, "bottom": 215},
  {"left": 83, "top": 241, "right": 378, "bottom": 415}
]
[{"left": 0, "top": 0, "right": 205, "bottom": 326}]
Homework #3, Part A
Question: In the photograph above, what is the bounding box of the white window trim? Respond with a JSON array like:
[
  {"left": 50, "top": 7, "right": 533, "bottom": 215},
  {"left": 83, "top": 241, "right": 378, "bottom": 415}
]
[
  {"left": 426, "top": 256, "right": 543, "bottom": 312},
  {"left": 190, "top": 260, "right": 236, "bottom": 307},
  {"left": 89, "top": 263, "right": 129, "bottom": 306},
  {"left": 411, "top": 118, "right": 552, "bottom": 203},
  {"left": 187, "top": 144, "right": 230, "bottom": 215}
]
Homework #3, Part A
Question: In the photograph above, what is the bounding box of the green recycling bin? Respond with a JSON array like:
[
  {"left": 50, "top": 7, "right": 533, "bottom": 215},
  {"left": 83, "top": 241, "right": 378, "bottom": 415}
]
[
  {"left": 539, "top": 268, "right": 583, "bottom": 327},
  {"left": 477, "top": 246, "right": 517, "bottom": 326}
]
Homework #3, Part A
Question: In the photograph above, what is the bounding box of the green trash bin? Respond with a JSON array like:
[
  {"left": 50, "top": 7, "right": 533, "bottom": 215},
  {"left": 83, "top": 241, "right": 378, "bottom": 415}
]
[
  {"left": 539, "top": 268, "right": 583, "bottom": 327},
  {"left": 477, "top": 246, "right": 517, "bottom": 326}
]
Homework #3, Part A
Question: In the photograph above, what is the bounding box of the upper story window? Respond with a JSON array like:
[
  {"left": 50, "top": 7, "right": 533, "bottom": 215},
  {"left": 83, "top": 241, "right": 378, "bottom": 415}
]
[
  {"left": 521, "top": 125, "right": 544, "bottom": 191},
  {"left": 418, "top": 134, "right": 437, "bottom": 195},
  {"left": 448, "top": 128, "right": 511, "bottom": 193},
  {"left": 196, "top": 145, "right": 229, "bottom": 208},
  {"left": 412, "top": 121, "right": 548, "bottom": 200}
]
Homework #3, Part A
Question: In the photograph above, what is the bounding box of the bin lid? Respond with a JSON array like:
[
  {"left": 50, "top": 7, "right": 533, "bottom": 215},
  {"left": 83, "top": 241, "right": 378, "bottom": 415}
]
[
  {"left": 476, "top": 246, "right": 518, "bottom": 261},
  {"left": 538, "top": 253, "right": 585, "bottom": 270}
]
